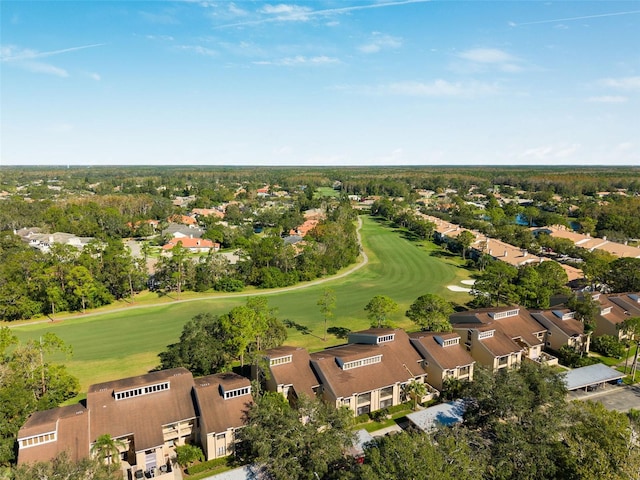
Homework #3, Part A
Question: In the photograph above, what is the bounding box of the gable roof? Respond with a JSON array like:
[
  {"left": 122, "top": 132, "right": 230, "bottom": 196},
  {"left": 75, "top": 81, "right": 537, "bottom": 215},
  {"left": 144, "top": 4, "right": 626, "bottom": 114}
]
[
  {"left": 17, "top": 404, "right": 90, "bottom": 464},
  {"left": 86, "top": 368, "right": 196, "bottom": 451},
  {"left": 194, "top": 373, "right": 252, "bottom": 435},
  {"left": 450, "top": 307, "right": 545, "bottom": 348},
  {"left": 309, "top": 329, "right": 423, "bottom": 399},
  {"left": 409, "top": 332, "right": 475, "bottom": 370},
  {"left": 530, "top": 308, "right": 585, "bottom": 337},
  {"left": 264, "top": 346, "right": 320, "bottom": 398}
]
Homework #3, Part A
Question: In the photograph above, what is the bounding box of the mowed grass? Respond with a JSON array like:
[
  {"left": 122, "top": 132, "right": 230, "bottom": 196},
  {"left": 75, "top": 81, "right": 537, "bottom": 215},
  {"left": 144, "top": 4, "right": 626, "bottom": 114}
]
[{"left": 12, "top": 216, "right": 472, "bottom": 391}]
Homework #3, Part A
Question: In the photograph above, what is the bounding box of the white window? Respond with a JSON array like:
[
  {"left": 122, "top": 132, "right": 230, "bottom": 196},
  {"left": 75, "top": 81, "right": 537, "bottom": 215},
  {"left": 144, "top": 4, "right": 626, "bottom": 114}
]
[
  {"left": 490, "top": 309, "right": 520, "bottom": 320},
  {"left": 223, "top": 386, "right": 250, "bottom": 399},
  {"left": 478, "top": 330, "right": 495, "bottom": 340},
  {"left": 115, "top": 381, "right": 169, "bottom": 400},
  {"left": 341, "top": 355, "right": 382, "bottom": 370},
  {"left": 442, "top": 338, "right": 460, "bottom": 347},
  {"left": 269, "top": 355, "right": 293, "bottom": 366},
  {"left": 19, "top": 431, "right": 57, "bottom": 449},
  {"left": 376, "top": 334, "right": 395, "bottom": 344}
]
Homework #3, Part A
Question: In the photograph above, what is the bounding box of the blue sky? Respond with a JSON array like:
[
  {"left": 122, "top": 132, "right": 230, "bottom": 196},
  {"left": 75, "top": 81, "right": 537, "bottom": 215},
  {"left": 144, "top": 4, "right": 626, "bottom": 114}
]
[{"left": 1, "top": 1, "right": 639, "bottom": 166}]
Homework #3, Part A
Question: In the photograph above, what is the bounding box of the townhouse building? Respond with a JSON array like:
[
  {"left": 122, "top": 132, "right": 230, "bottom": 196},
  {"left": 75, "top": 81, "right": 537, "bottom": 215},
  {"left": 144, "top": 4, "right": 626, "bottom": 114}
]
[
  {"left": 530, "top": 308, "right": 591, "bottom": 353},
  {"left": 408, "top": 332, "right": 475, "bottom": 391},
  {"left": 17, "top": 369, "right": 253, "bottom": 479}
]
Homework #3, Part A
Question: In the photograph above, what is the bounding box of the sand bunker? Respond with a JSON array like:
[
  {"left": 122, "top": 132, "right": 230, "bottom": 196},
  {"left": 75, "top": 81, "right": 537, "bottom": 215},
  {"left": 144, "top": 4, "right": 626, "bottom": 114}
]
[{"left": 447, "top": 285, "right": 471, "bottom": 292}]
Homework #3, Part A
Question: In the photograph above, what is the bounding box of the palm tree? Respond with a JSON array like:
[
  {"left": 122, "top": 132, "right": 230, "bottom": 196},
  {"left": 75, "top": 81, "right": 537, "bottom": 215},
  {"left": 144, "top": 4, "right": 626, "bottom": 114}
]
[
  {"left": 404, "top": 379, "right": 428, "bottom": 411},
  {"left": 91, "top": 434, "right": 126, "bottom": 467}
]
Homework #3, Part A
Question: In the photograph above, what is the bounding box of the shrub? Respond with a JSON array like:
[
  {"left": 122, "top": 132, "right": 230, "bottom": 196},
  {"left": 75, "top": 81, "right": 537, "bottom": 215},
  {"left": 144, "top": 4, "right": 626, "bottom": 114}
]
[
  {"left": 591, "top": 335, "right": 625, "bottom": 359},
  {"left": 175, "top": 444, "right": 204, "bottom": 468},
  {"left": 186, "top": 457, "right": 229, "bottom": 475},
  {"left": 557, "top": 345, "right": 600, "bottom": 368}
]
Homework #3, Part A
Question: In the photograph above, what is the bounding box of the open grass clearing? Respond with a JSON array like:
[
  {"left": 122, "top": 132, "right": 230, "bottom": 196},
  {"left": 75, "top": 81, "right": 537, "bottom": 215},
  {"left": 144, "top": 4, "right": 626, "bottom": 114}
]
[{"left": 12, "top": 216, "right": 473, "bottom": 390}]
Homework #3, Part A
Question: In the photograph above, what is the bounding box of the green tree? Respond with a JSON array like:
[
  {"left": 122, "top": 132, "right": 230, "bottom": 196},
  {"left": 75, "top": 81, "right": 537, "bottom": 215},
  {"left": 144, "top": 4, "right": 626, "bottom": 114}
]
[
  {"left": 473, "top": 261, "right": 518, "bottom": 307},
  {"left": 403, "top": 379, "right": 427, "bottom": 411},
  {"left": 317, "top": 288, "right": 336, "bottom": 341},
  {"left": 91, "top": 434, "right": 126, "bottom": 467},
  {"left": 562, "top": 401, "right": 640, "bottom": 480},
  {"left": 457, "top": 230, "right": 475, "bottom": 260},
  {"left": 364, "top": 295, "right": 398, "bottom": 328},
  {"left": 405, "top": 294, "right": 453, "bottom": 332},
  {"left": 238, "top": 392, "right": 354, "bottom": 480},
  {"left": 13, "top": 452, "right": 122, "bottom": 480},
  {"left": 359, "top": 429, "right": 486, "bottom": 480},
  {"left": 0, "top": 329, "right": 78, "bottom": 465}
]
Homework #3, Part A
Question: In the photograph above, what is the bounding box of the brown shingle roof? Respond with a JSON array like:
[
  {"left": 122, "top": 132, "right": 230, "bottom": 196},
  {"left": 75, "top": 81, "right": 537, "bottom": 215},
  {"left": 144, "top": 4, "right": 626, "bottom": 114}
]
[
  {"left": 409, "top": 332, "right": 475, "bottom": 370},
  {"left": 86, "top": 368, "right": 196, "bottom": 451},
  {"left": 451, "top": 307, "right": 545, "bottom": 348},
  {"left": 264, "top": 346, "right": 320, "bottom": 398},
  {"left": 310, "top": 330, "right": 423, "bottom": 399},
  {"left": 531, "top": 309, "right": 585, "bottom": 337},
  {"left": 194, "top": 373, "right": 252, "bottom": 435},
  {"left": 17, "top": 404, "right": 89, "bottom": 464}
]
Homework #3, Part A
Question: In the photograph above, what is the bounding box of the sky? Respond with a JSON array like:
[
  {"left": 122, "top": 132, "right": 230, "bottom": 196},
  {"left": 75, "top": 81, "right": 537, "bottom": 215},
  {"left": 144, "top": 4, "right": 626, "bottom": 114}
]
[{"left": 1, "top": 1, "right": 639, "bottom": 167}]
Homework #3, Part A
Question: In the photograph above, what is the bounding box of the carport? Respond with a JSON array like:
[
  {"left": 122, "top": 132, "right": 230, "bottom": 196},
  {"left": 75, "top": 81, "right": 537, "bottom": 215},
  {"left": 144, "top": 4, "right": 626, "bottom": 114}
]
[{"left": 563, "top": 363, "right": 625, "bottom": 392}]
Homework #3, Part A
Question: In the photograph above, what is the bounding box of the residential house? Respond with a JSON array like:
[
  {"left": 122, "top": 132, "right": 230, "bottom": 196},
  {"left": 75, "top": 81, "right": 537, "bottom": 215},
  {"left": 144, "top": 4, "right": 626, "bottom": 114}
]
[
  {"left": 194, "top": 373, "right": 253, "bottom": 460},
  {"left": 17, "top": 404, "right": 90, "bottom": 465},
  {"left": 408, "top": 332, "right": 475, "bottom": 391},
  {"left": 162, "top": 237, "right": 220, "bottom": 254},
  {"left": 259, "top": 346, "right": 320, "bottom": 403},
  {"left": 601, "top": 293, "right": 640, "bottom": 339},
  {"left": 17, "top": 368, "right": 251, "bottom": 479},
  {"left": 168, "top": 214, "right": 198, "bottom": 226},
  {"left": 309, "top": 329, "right": 431, "bottom": 416},
  {"left": 86, "top": 368, "right": 197, "bottom": 478},
  {"left": 450, "top": 306, "right": 547, "bottom": 367},
  {"left": 530, "top": 308, "right": 591, "bottom": 353},
  {"left": 162, "top": 222, "right": 204, "bottom": 239}
]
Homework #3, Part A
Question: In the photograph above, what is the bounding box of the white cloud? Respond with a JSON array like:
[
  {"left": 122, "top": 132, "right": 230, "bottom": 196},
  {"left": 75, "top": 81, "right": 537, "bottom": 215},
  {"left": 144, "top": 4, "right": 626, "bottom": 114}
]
[
  {"left": 213, "top": 0, "right": 430, "bottom": 29},
  {"left": 20, "top": 61, "right": 69, "bottom": 77},
  {"left": 174, "top": 45, "right": 217, "bottom": 56},
  {"left": 253, "top": 55, "right": 339, "bottom": 66},
  {"left": 587, "top": 95, "right": 628, "bottom": 103},
  {"left": 145, "top": 35, "right": 175, "bottom": 41},
  {"left": 87, "top": 72, "right": 101, "bottom": 81},
  {"left": 1, "top": 43, "right": 105, "bottom": 61},
  {"left": 458, "top": 48, "right": 516, "bottom": 64},
  {"left": 260, "top": 4, "right": 313, "bottom": 21},
  {"left": 387, "top": 79, "right": 499, "bottom": 97},
  {"left": 273, "top": 145, "right": 293, "bottom": 155},
  {"left": 598, "top": 76, "right": 640, "bottom": 90},
  {"left": 358, "top": 32, "right": 402, "bottom": 54},
  {"left": 228, "top": 3, "right": 248, "bottom": 16}
]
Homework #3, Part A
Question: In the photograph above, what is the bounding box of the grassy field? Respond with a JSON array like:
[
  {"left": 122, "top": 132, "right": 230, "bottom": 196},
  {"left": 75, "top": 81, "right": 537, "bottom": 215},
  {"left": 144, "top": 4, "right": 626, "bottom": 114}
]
[{"left": 12, "top": 215, "right": 473, "bottom": 390}]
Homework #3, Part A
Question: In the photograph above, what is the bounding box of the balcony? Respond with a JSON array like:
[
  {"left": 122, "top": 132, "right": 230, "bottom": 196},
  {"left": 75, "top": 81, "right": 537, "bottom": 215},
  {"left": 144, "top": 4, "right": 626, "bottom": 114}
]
[{"left": 531, "top": 352, "right": 558, "bottom": 366}]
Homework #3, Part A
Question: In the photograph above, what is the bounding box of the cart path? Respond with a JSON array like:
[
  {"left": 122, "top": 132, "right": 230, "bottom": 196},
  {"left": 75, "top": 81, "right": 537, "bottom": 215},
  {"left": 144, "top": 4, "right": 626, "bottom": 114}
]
[{"left": 8, "top": 217, "right": 368, "bottom": 328}]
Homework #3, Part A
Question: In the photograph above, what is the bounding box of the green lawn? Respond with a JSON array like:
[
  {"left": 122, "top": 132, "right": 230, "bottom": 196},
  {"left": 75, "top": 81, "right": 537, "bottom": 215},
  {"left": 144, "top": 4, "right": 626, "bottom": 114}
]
[{"left": 12, "top": 216, "right": 473, "bottom": 391}]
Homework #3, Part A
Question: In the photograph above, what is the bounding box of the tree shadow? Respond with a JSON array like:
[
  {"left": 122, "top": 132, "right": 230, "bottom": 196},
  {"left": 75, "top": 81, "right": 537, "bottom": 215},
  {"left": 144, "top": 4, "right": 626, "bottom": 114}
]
[
  {"left": 283, "top": 319, "right": 311, "bottom": 335},
  {"left": 327, "top": 326, "right": 352, "bottom": 339}
]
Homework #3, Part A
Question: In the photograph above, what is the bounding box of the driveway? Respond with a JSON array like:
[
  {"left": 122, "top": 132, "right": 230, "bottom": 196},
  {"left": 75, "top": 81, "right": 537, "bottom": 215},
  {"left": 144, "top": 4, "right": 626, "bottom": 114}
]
[{"left": 569, "top": 384, "right": 640, "bottom": 412}]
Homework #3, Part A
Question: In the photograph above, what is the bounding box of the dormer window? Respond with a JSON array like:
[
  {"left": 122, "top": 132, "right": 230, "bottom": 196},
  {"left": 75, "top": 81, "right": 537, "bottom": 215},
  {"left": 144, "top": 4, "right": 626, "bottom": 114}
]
[
  {"left": 478, "top": 330, "right": 495, "bottom": 340},
  {"left": 553, "top": 310, "right": 575, "bottom": 320},
  {"left": 600, "top": 307, "right": 612, "bottom": 316},
  {"left": 114, "top": 381, "right": 169, "bottom": 400},
  {"left": 376, "top": 334, "right": 395, "bottom": 344},
  {"left": 222, "top": 386, "right": 250, "bottom": 400},
  {"left": 435, "top": 336, "right": 460, "bottom": 347},
  {"left": 489, "top": 309, "right": 519, "bottom": 320},
  {"left": 338, "top": 355, "right": 382, "bottom": 370},
  {"left": 269, "top": 355, "right": 292, "bottom": 366}
]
